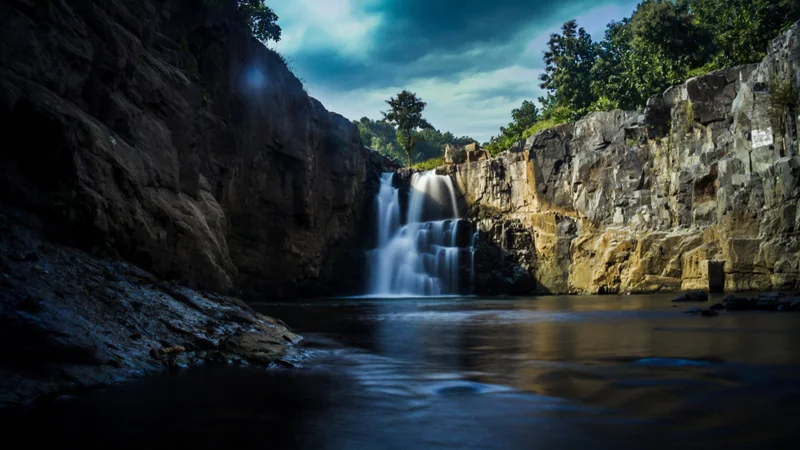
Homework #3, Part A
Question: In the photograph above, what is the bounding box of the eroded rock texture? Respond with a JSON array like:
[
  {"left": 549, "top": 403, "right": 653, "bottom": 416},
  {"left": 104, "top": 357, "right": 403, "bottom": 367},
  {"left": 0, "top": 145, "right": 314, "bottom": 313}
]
[
  {"left": 0, "top": 0, "right": 388, "bottom": 299},
  {"left": 450, "top": 22, "right": 800, "bottom": 294}
]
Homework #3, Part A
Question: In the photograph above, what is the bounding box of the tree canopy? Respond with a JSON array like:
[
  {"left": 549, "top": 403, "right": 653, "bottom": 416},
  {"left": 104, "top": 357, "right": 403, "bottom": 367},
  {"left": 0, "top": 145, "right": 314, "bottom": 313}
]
[
  {"left": 381, "top": 91, "right": 435, "bottom": 167},
  {"left": 484, "top": 0, "right": 800, "bottom": 155},
  {"left": 205, "top": 0, "right": 281, "bottom": 42},
  {"left": 239, "top": 0, "right": 281, "bottom": 42},
  {"left": 354, "top": 118, "right": 475, "bottom": 166}
]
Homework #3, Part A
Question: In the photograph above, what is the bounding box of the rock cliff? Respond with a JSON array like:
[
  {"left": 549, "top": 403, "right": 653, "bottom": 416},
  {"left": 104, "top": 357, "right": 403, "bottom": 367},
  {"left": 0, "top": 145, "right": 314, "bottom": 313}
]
[
  {"left": 447, "top": 21, "right": 800, "bottom": 295},
  {"left": 0, "top": 0, "right": 387, "bottom": 300}
]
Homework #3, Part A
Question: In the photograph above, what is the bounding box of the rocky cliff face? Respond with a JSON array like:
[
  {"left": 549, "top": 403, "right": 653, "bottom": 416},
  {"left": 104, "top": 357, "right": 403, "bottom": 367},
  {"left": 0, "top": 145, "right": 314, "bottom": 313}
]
[
  {"left": 0, "top": 0, "right": 388, "bottom": 299},
  {"left": 447, "top": 21, "right": 800, "bottom": 295}
]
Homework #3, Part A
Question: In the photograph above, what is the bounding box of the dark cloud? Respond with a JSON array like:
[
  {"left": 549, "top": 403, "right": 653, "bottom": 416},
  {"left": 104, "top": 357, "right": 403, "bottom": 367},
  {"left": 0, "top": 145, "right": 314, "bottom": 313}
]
[{"left": 285, "top": 0, "right": 633, "bottom": 91}]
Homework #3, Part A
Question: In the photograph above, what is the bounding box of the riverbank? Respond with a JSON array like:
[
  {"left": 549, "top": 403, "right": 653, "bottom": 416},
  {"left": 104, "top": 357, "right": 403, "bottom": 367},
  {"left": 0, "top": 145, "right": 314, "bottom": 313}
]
[{"left": 0, "top": 214, "right": 301, "bottom": 407}]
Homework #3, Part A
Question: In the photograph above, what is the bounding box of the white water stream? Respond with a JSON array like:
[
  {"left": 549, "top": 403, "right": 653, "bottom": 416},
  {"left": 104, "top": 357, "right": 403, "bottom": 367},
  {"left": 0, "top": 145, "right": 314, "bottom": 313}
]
[{"left": 367, "top": 171, "right": 476, "bottom": 296}]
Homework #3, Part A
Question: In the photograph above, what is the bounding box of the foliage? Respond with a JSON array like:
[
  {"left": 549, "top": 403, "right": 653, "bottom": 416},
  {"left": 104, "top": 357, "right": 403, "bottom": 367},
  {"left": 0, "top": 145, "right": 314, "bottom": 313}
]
[
  {"left": 521, "top": 118, "right": 568, "bottom": 140},
  {"left": 690, "top": 0, "right": 800, "bottom": 68},
  {"left": 769, "top": 79, "right": 799, "bottom": 137},
  {"left": 355, "top": 117, "right": 475, "bottom": 165},
  {"left": 205, "top": 0, "right": 281, "bottom": 43},
  {"left": 381, "top": 90, "right": 434, "bottom": 167},
  {"left": 238, "top": 0, "right": 281, "bottom": 42},
  {"left": 539, "top": 20, "right": 598, "bottom": 115},
  {"left": 486, "top": 100, "right": 541, "bottom": 155},
  {"left": 52, "top": 184, "right": 87, "bottom": 229},
  {"left": 494, "top": 0, "right": 800, "bottom": 137},
  {"left": 201, "top": 90, "right": 213, "bottom": 108},
  {"left": 412, "top": 157, "right": 445, "bottom": 171}
]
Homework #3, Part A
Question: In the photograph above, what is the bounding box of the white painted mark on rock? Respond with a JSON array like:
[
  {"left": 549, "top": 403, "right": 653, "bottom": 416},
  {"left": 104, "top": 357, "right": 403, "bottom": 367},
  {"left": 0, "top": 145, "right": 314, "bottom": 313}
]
[{"left": 751, "top": 128, "right": 773, "bottom": 148}]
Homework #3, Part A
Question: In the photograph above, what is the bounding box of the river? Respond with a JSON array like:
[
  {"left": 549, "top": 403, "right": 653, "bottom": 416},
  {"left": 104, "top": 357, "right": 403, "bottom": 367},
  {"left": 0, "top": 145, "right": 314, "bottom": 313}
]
[{"left": 6, "top": 294, "right": 800, "bottom": 449}]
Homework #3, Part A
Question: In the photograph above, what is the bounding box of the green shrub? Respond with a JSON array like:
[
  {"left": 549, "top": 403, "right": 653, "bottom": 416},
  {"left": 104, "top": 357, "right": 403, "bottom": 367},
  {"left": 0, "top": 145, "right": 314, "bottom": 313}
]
[{"left": 412, "top": 157, "right": 444, "bottom": 171}]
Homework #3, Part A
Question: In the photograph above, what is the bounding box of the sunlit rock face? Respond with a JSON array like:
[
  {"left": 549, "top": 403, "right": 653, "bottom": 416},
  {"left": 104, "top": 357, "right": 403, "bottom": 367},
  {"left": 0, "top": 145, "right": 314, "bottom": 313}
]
[
  {"left": 0, "top": 0, "right": 394, "bottom": 299},
  {"left": 450, "top": 21, "right": 800, "bottom": 295}
]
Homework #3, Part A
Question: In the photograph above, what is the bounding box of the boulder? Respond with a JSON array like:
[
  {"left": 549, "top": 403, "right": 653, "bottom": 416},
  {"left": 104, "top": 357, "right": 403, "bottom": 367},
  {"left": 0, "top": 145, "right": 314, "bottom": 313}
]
[
  {"left": 672, "top": 291, "right": 709, "bottom": 302},
  {"left": 444, "top": 144, "right": 468, "bottom": 165}
]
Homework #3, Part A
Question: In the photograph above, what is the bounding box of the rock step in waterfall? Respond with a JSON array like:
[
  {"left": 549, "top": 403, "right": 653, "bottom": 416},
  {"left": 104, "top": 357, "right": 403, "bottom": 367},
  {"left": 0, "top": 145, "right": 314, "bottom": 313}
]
[{"left": 367, "top": 172, "right": 478, "bottom": 297}]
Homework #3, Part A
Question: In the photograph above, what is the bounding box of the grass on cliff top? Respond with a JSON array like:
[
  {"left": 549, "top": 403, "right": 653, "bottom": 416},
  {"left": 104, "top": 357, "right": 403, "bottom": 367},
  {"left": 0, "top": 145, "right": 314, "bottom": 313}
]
[
  {"left": 521, "top": 118, "right": 568, "bottom": 140},
  {"left": 412, "top": 156, "right": 444, "bottom": 171}
]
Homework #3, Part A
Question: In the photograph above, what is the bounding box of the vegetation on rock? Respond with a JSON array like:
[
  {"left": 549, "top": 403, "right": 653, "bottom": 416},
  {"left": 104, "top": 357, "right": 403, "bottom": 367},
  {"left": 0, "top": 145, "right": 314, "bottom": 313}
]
[
  {"left": 206, "top": 0, "right": 281, "bottom": 42},
  {"left": 486, "top": 0, "right": 800, "bottom": 153}
]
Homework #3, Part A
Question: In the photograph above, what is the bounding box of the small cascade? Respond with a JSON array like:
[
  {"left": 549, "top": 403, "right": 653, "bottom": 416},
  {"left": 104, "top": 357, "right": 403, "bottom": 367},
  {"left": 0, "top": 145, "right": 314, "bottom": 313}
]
[
  {"left": 367, "top": 171, "right": 472, "bottom": 296},
  {"left": 470, "top": 231, "right": 479, "bottom": 294}
]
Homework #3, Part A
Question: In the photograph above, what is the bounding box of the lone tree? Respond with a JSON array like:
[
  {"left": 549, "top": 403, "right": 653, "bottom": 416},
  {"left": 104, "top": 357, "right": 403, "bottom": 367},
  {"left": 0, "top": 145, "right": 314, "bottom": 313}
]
[
  {"left": 238, "top": 0, "right": 281, "bottom": 42},
  {"left": 382, "top": 90, "right": 432, "bottom": 167}
]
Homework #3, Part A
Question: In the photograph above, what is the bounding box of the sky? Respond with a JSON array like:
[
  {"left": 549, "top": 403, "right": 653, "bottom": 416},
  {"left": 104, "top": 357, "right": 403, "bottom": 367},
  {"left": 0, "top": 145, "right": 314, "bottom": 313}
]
[{"left": 270, "top": 0, "right": 641, "bottom": 143}]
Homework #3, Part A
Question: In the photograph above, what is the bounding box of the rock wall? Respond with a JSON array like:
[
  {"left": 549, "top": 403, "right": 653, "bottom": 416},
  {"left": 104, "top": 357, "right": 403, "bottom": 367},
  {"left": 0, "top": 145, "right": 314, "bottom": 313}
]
[
  {"left": 0, "top": 0, "right": 388, "bottom": 299},
  {"left": 448, "top": 21, "right": 800, "bottom": 294}
]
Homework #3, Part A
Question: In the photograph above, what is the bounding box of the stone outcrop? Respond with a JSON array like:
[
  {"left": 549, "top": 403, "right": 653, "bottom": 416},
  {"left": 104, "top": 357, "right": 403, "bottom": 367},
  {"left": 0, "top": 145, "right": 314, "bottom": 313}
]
[
  {"left": 0, "top": 219, "right": 301, "bottom": 406},
  {"left": 0, "top": 0, "right": 388, "bottom": 300},
  {"left": 448, "top": 21, "right": 800, "bottom": 294}
]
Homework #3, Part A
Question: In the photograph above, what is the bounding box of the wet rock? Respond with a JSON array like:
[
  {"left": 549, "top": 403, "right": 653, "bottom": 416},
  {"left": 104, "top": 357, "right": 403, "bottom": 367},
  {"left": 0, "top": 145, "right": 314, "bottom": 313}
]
[
  {"left": 723, "top": 296, "right": 757, "bottom": 311},
  {"left": 684, "top": 307, "right": 718, "bottom": 316},
  {"left": 0, "top": 224, "right": 300, "bottom": 407},
  {"left": 672, "top": 291, "right": 709, "bottom": 302},
  {"left": 756, "top": 299, "right": 780, "bottom": 311}
]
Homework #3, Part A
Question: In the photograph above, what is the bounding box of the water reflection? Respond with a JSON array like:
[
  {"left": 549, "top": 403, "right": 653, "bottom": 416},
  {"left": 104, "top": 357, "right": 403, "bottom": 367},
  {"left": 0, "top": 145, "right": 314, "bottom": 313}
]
[
  {"left": 6, "top": 295, "right": 800, "bottom": 449},
  {"left": 259, "top": 294, "right": 800, "bottom": 448}
]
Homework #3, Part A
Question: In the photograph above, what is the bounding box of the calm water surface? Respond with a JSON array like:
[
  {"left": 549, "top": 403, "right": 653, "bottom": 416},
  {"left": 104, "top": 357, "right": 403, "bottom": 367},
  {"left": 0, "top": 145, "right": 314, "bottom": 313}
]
[{"left": 9, "top": 294, "right": 800, "bottom": 449}]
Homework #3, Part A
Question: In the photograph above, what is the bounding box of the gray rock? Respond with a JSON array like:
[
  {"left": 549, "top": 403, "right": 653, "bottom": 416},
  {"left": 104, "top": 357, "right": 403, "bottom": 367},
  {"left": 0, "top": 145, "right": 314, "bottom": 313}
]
[{"left": 444, "top": 144, "right": 468, "bottom": 165}]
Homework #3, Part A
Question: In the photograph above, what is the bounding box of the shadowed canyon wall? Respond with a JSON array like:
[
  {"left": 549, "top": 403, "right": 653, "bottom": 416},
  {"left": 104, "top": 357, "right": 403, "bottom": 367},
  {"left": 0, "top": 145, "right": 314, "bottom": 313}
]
[
  {"left": 0, "top": 0, "right": 393, "bottom": 299},
  {"left": 447, "top": 21, "right": 800, "bottom": 295}
]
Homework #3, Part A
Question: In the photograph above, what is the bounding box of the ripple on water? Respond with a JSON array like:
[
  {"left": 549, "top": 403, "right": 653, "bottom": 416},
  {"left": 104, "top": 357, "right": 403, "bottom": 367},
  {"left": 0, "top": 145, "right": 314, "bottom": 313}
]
[{"left": 633, "top": 358, "right": 713, "bottom": 367}]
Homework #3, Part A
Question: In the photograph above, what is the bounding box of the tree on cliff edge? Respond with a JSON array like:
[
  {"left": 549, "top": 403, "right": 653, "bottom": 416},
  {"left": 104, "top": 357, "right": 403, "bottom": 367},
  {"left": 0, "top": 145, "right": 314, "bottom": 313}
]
[{"left": 382, "top": 91, "right": 433, "bottom": 167}]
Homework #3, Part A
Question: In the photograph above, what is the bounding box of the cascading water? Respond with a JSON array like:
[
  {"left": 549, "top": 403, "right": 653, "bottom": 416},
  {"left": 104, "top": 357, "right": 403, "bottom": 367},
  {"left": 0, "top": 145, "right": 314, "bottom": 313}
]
[{"left": 367, "top": 171, "right": 471, "bottom": 297}]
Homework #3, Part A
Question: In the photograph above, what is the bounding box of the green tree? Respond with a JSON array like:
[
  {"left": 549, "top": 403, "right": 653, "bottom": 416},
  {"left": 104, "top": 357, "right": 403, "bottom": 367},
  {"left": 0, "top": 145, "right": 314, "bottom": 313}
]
[
  {"left": 486, "top": 100, "right": 541, "bottom": 155},
  {"left": 237, "top": 0, "right": 282, "bottom": 42},
  {"left": 539, "top": 20, "right": 598, "bottom": 117},
  {"left": 354, "top": 117, "right": 476, "bottom": 165},
  {"left": 591, "top": 19, "right": 637, "bottom": 110},
  {"left": 690, "top": 0, "right": 800, "bottom": 68},
  {"left": 625, "top": 0, "right": 712, "bottom": 100},
  {"left": 382, "top": 90, "right": 433, "bottom": 167},
  {"left": 354, "top": 117, "right": 405, "bottom": 163}
]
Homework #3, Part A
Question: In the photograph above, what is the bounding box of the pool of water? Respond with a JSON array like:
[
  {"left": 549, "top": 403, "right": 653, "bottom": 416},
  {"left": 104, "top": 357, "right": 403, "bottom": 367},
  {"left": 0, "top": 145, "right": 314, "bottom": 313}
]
[{"left": 6, "top": 294, "right": 800, "bottom": 449}]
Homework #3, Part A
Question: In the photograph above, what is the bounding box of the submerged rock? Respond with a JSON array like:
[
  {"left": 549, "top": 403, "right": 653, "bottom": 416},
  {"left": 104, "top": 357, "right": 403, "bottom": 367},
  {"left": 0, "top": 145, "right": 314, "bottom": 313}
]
[
  {"left": 683, "top": 307, "right": 718, "bottom": 317},
  {"left": 672, "top": 291, "right": 709, "bottom": 302}
]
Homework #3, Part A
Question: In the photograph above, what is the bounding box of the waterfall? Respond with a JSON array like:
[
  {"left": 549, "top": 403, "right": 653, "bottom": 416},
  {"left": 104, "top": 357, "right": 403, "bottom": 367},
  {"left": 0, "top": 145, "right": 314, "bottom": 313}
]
[{"left": 366, "top": 171, "right": 471, "bottom": 297}]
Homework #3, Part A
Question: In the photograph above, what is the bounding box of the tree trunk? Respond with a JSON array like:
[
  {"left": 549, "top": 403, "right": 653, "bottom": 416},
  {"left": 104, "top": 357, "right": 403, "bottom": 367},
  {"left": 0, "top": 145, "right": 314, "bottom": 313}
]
[{"left": 407, "top": 152, "right": 411, "bottom": 167}]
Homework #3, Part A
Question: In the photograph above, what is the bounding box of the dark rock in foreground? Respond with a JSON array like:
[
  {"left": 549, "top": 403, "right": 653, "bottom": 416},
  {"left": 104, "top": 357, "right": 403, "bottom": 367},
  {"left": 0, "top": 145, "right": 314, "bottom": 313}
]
[
  {"left": 672, "top": 291, "right": 709, "bottom": 302},
  {"left": 0, "top": 220, "right": 301, "bottom": 407},
  {"left": 683, "top": 306, "right": 718, "bottom": 317}
]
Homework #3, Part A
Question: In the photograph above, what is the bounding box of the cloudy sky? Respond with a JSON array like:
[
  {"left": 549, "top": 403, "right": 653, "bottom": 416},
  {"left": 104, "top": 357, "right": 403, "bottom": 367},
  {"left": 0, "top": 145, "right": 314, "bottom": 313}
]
[{"left": 271, "top": 0, "right": 640, "bottom": 142}]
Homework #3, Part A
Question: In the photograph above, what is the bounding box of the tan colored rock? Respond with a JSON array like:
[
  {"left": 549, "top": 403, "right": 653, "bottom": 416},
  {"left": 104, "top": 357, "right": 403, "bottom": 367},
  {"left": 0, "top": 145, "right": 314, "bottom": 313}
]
[{"left": 452, "top": 22, "right": 800, "bottom": 294}]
